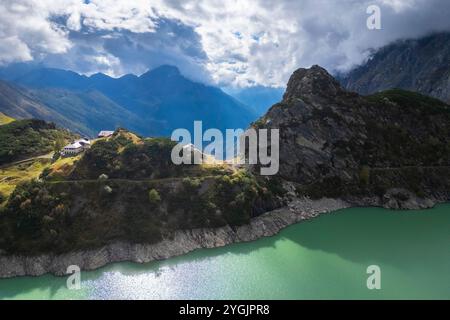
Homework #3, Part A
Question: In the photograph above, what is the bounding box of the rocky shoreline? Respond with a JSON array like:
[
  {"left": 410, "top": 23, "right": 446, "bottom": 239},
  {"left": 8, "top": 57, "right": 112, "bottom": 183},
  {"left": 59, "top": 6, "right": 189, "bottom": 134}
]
[
  {"left": 0, "top": 192, "right": 447, "bottom": 279},
  {"left": 0, "top": 197, "right": 350, "bottom": 279}
]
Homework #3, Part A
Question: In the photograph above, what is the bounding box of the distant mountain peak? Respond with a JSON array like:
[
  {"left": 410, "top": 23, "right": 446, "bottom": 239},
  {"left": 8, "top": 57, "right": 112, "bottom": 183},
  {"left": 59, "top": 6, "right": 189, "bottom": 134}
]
[
  {"left": 283, "top": 65, "right": 345, "bottom": 102},
  {"left": 90, "top": 72, "right": 110, "bottom": 80},
  {"left": 141, "top": 65, "right": 181, "bottom": 79},
  {"left": 119, "top": 74, "right": 138, "bottom": 81}
]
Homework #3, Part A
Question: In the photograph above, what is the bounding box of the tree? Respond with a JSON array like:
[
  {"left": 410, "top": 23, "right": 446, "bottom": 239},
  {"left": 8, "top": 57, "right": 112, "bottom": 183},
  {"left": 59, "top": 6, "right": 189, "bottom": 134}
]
[
  {"left": 54, "top": 133, "right": 66, "bottom": 153},
  {"left": 148, "top": 189, "right": 161, "bottom": 205},
  {"left": 98, "top": 174, "right": 109, "bottom": 180}
]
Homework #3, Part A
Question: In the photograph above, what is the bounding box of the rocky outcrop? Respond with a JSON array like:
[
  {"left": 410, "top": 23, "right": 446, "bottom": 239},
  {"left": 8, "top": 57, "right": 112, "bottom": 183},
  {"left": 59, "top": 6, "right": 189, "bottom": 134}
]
[
  {"left": 253, "top": 65, "right": 450, "bottom": 201},
  {"left": 0, "top": 197, "right": 349, "bottom": 278},
  {"left": 340, "top": 32, "right": 450, "bottom": 103}
]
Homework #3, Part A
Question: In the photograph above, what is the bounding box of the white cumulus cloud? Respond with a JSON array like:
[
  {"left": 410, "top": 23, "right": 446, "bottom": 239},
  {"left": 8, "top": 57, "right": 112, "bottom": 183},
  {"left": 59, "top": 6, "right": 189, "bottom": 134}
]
[{"left": 1, "top": 0, "right": 450, "bottom": 87}]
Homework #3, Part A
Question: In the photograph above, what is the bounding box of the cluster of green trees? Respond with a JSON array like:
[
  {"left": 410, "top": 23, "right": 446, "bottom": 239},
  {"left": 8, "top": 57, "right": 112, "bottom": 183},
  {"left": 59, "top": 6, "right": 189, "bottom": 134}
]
[
  {"left": 0, "top": 180, "right": 70, "bottom": 253},
  {"left": 0, "top": 119, "right": 75, "bottom": 165},
  {"left": 165, "top": 170, "right": 283, "bottom": 229},
  {"left": 0, "top": 169, "right": 285, "bottom": 255},
  {"left": 70, "top": 132, "right": 182, "bottom": 180}
]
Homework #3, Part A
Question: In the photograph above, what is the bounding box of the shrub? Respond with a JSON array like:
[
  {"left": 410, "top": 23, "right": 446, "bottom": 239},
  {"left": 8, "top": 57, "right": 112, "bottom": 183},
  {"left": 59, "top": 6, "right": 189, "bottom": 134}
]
[
  {"left": 52, "top": 151, "right": 61, "bottom": 163},
  {"left": 148, "top": 188, "right": 161, "bottom": 204},
  {"left": 182, "top": 177, "right": 201, "bottom": 189},
  {"left": 40, "top": 167, "right": 52, "bottom": 180},
  {"left": 0, "top": 192, "right": 5, "bottom": 204},
  {"left": 98, "top": 174, "right": 109, "bottom": 180}
]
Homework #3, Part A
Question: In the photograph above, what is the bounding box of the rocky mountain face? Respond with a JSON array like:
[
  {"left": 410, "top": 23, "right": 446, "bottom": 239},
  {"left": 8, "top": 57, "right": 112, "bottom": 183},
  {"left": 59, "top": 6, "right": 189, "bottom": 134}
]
[
  {"left": 254, "top": 65, "right": 450, "bottom": 206},
  {"left": 340, "top": 33, "right": 450, "bottom": 103}
]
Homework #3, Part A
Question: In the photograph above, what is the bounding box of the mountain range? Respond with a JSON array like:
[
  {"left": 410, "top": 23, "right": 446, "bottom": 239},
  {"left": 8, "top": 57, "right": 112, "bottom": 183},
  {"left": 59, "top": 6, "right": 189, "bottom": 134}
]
[
  {"left": 0, "top": 65, "right": 256, "bottom": 137},
  {"left": 2, "top": 32, "right": 448, "bottom": 140},
  {"left": 340, "top": 32, "right": 450, "bottom": 103}
]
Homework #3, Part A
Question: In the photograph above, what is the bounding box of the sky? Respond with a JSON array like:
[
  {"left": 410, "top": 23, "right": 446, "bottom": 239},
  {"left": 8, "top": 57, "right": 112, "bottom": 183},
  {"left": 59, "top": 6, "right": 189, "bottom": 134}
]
[{"left": 1, "top": 0, "right": 450, "bottom": 88}]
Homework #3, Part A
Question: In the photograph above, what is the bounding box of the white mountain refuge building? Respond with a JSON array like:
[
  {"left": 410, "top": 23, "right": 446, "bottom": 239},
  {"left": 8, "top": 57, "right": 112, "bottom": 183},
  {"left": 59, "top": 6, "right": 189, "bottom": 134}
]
[{"left": 62, "top": 138, "right": 91, "bottom": 156}]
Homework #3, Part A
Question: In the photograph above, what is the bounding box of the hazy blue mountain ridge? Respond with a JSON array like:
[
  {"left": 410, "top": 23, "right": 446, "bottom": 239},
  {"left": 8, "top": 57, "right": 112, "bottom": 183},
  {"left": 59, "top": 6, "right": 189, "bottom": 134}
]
[{"left": 0, "top": 65, "right": 256, "bottom": 137}]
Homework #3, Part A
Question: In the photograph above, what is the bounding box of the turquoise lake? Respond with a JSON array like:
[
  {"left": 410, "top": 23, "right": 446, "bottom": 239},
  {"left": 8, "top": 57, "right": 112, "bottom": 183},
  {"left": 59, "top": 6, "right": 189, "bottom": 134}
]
[{"left": 0, "top": 204, "right": 449, "bottom": 300}]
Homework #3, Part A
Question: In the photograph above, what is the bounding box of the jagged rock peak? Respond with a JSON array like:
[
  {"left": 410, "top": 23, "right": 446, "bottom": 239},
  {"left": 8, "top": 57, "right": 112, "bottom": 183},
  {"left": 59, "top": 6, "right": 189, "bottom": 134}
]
[{"left": 283, "top": 65, "right": 345, "bottom": 102}]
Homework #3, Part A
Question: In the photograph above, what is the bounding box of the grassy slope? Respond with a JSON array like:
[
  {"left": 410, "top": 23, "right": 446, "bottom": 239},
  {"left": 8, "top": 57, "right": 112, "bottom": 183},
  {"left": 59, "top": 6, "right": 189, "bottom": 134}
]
[
  {"left": 0, "top": 159, "right": 50, "bottom": 204},
  {"left": 0, "top": 112, "right": 14, "bottom": 125},
  {"left": 366, "top": 89, "right": 450, "bottom": 115},
  {"left": 0, "top": 156, "right": 83, "bottom": 206},
  {"left": 0, "top": 119, "right": 76, "bottom": 166}
]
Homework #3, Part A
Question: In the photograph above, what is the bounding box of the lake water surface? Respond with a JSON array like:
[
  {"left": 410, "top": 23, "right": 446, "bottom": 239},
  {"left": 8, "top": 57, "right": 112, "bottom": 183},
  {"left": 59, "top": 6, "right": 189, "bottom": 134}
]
[{"left": 1, "top": 204, "right": 449, "bottom": 300}]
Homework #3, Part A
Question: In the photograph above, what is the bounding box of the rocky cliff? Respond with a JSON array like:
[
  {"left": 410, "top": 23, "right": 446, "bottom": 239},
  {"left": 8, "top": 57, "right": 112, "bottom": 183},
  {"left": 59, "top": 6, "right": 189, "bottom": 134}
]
[
  {"left": 340, "top": 33, "right": 450, "bottom": 103},
  {"left": 253, "top": 65, "right": 450, "bottom": 205}
]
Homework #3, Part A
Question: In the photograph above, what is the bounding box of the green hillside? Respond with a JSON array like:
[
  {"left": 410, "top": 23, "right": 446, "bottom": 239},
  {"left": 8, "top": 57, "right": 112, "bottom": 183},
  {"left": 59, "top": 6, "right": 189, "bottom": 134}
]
[
  {"left": 0, "top": 129, "right": 283, "bottom": 255},
  {"left": 366, "top": 89, "right": 450, "bottom": 115},
  {"left": 0, "top": 119, "right": 76, "bottom": 166}
]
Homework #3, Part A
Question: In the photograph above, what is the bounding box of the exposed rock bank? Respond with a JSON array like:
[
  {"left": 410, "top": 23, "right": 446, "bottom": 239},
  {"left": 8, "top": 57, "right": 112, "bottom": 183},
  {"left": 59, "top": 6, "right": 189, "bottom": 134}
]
[
  {"left": 1, "top": 193, "right": 447, "bottom": 279},
  {"left": 0, "top": 197, "right": 349, "bottom": 278}
]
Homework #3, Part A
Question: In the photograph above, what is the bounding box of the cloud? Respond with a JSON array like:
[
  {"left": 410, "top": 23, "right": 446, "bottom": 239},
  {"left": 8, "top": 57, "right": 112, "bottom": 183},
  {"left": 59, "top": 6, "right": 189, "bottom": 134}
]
[
  {"left": 0, "top": 0, "right": 72, "bottom": 65},
  {"left": 1, "top": 0, "right": 450, "bottom": 87},
  {"left": 0, "top": 36, "right": 33, "bottom": 64},
  {"left": 145, "top": 0, "right": 450, "bottom": 86}
]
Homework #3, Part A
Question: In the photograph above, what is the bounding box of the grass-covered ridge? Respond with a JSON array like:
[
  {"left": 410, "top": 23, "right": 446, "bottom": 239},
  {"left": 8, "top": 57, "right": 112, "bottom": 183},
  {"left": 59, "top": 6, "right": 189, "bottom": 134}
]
[
  {"left": 358, "top": 89, "right": 450, "bottom": 167},
  {"left": 0, "top": 112, "right": 14, "bottom": 125},
  {"left": 366, "top": 89, "right": 450, "bottom": 115},
  {"left": 0, "top": 119, "right": 76, "bottom": 166},
  {"left": 0, "top": 159, "right": 50, "bottom": 203}
]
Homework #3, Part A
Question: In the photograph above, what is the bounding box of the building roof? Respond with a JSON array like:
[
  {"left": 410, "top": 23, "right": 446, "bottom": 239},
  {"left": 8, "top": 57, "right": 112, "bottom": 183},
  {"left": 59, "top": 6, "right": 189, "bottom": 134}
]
[
  {"left": 75, "top": 138, "right": 91, "bottom": 145},
  {"left": 64, "top": 142, "right": 83, "bottom": 149},
  {"left": 98, "top": 130, "right": 114, "bottom": 137},
  {"left": 64, "top": 138, "right": 91, "bottom": 150}
]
